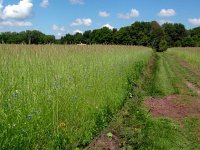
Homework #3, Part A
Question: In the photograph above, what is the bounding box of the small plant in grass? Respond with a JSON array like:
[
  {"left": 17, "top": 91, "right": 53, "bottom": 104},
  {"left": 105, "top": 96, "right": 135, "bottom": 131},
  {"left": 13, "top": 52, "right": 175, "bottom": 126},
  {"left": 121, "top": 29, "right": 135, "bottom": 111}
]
[{"left": 107, "top": 132, "right": 113, "bottom": 138}]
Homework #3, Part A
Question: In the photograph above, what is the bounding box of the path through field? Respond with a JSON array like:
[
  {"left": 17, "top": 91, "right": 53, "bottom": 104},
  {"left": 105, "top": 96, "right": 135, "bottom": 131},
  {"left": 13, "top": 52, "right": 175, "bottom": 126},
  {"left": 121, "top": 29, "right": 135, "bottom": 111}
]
[{"left": 87, "top": 52, "right": 200, "bottom": 149}]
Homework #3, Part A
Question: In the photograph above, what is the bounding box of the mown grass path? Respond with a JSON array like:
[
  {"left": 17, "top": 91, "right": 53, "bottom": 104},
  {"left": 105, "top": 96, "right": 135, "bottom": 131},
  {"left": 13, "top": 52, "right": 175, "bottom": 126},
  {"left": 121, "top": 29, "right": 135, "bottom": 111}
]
[{"left": 87, "top": 51, "right": 200, "bottom": 149}]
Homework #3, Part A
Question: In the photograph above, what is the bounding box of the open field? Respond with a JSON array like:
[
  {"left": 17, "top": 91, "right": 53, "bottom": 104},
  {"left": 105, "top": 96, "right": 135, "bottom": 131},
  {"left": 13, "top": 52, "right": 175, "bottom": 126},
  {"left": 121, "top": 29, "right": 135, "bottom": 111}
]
[
  {"left": 0, "top": 45, "right": 152, "bottom": 149},
  {"left": 1, "top": 45, "right": 200, "bottom": 149},
  {"left": 0, "top": 0, "right": 199, "bottom": 149}
]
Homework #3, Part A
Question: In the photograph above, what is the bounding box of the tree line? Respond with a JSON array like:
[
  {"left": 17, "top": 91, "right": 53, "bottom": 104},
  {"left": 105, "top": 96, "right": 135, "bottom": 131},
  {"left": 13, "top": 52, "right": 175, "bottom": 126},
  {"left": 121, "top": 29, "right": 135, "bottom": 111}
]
[
  {"left": 0, "top": 30, "right": 55, "bottom": 44},
  {"left": 0, "top": 21, "right": 200, "bottom": 51}
]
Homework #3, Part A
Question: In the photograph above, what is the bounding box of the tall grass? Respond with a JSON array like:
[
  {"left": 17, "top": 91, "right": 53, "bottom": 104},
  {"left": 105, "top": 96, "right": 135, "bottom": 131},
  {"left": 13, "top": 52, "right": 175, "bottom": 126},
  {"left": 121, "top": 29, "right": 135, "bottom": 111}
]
[
  {"left": 0, "top": 45, "right": 152, "bottom": 149},
  {"left": 167, "top": 47, "right": 200, "bottom": 69}
]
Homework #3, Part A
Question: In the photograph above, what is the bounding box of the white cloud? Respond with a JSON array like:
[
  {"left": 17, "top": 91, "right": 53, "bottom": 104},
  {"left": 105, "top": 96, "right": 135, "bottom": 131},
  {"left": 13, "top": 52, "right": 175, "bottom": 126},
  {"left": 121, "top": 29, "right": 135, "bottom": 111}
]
[
  {"left": 130, "top": 9, "right": 139, "bottom": 17},
  {"left": 99, "top": 11, "right": 110, "bottom": 17},
  {"left": 188, "top": 18, "right": 200, "bottom": 26},
  {"left": 69, "top": 0, "right": 84, "bottom": 5},
  {"left": 102, "top": 24, "right": 114, "bottom": 30},
  {"left": 0, "top": 1, "right": 3, "bottom": 19},
  {"left": 70, "top": 18, "right": 92, "bottom": 26},
  {"left": 0, "top": 0, "right": 3, "bottom": 11},
  {"left": 52, "top": 24, "right": 66, "bottom": 36},
  {"left": 118, "top": 9, "right": 139, "bottom": 19},
  {"left": 1, "top": 0, "right": 33, "bottom": 20},
  {"left": 0, "top": 0, "right": 33, "bottom": 28},
  {"left": 158, "top": 20, "right": 174, "bottom": 25},
  {"left": 73, "top": 29, "right": 83, "bottom": 34},
  {"left": 40, "top": 0, "right": 48, "bottom": 8},
  {"left": 0, "top": 20, "right": 32, "bottom": 27},
  {"left": 158, "top": 9, "right": 176, "bottom": 17}
]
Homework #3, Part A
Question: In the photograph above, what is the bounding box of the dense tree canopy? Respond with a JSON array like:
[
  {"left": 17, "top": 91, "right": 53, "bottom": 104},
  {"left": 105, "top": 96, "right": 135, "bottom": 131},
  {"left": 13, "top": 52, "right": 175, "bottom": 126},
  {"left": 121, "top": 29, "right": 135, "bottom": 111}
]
[
  {"left": 0, "top": 21, "right": 200, "bottom": 51},
  {"left": 61, "top": 21, "right": 200, "bottom": 51},
  {"left": 0, "top": 30, "right": 55, "bottom": 44}
]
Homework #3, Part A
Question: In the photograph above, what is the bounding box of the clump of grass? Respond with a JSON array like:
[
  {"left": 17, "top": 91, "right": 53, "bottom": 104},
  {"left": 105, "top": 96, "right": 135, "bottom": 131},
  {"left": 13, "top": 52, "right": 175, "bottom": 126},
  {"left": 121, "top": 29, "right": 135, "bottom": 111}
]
[{"left": 0, "top": 45, "right": 152, "bottom": 149}]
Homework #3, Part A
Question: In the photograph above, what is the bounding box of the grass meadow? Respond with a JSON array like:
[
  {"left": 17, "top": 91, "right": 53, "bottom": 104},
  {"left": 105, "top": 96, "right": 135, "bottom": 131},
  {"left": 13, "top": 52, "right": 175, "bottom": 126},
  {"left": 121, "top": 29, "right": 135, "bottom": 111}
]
[
  {"left": 0, "top": 45, "right": 152, "bottom": 149},
  {"left": 167, "top": 47, "right": 200, "bottom": 88},
  {"left": 168, "top": 47, "right": 200, "bottom": 69}
]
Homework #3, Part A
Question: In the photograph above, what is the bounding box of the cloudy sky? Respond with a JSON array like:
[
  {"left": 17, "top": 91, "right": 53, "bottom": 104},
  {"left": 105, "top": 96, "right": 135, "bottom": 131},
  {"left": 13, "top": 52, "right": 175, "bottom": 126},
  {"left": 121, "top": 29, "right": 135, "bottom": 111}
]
[{"left": 0, "top": 0, "right": 199, "bottom": 37}]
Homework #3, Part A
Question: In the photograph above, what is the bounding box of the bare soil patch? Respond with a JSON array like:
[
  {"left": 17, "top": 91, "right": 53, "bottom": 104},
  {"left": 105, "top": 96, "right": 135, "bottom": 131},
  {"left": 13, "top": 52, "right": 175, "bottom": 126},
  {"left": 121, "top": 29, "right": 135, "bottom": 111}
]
[
  {"left": 145, "top": 95, "right": 200, "bottom": 120},
  {"left": 86, "top": 130, "right": 119, "bottom": 150},
  {"left": 145, "top": 95, "right": 188, "bottom": 119}
]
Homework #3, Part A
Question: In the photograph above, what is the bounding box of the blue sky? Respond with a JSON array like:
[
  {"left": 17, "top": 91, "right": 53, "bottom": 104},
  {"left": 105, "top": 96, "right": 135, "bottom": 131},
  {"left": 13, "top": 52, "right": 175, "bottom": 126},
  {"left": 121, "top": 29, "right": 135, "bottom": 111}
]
[{"left": 0, "top": 0, "right": 200, "bottom": 38}]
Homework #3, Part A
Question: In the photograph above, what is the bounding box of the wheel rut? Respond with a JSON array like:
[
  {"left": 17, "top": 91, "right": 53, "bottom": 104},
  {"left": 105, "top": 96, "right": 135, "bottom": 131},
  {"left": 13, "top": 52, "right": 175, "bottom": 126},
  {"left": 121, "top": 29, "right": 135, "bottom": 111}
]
[
  {"left": 145, "top": 54, "right": 200, "bottom": 121},
  {"left": 185, "top": 81, "right": 200, "bottom": 95}
]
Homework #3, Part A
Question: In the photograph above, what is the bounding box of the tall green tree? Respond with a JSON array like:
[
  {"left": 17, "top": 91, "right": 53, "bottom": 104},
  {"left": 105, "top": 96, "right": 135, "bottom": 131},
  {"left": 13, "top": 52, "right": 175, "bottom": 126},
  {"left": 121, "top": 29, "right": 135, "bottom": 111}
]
[{"left": 150, "top": 21, "right": 165, "bottom": 51}]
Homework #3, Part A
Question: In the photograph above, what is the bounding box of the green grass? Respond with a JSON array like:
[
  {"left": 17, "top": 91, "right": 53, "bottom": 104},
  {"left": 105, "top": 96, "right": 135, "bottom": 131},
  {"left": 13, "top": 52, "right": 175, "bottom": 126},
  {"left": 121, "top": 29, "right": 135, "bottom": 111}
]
[
  {"left": 145, "top": 53, "right": 177, "bottom": 96},
  {"left": 108, "top": 50, "right": 200, "bottom": 149},
  {"left": 0, "top": 44, "right": 152, "bottom": 149},
  {"left": 183, "top": 118, "right": 200, "bottom": 149},
  {"left": 108, "top": 53, "right": 190, "bottom": 149},
  {"left": 112, "top": 101, "right": 190, "bottom": 149},
  {"left": 167, "top": 47, "right": 200, "bottom": 69},
  {"left": 167, "top": 47, "right": 200, "bottom": 88}
]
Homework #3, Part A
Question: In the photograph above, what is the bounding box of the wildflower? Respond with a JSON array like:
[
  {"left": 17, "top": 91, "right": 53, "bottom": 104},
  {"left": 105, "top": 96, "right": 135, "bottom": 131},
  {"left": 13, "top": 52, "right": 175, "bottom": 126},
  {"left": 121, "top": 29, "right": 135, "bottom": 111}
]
[{"left": 58, "top": 122, "right": 66, "bottom": 129}]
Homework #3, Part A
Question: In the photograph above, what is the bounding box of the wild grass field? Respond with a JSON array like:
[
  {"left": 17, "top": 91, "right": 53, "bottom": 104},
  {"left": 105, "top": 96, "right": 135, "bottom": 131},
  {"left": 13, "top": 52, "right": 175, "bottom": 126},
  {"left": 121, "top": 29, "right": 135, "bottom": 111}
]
[
  {"left": 1, "top": 45, "right": 200, "bottom": 149},
  {"left": 168, "top": 47, "right": 200, "bottom": 70},
  {"left": 0, "top": 45, "right": 152, "bottom": 149}
]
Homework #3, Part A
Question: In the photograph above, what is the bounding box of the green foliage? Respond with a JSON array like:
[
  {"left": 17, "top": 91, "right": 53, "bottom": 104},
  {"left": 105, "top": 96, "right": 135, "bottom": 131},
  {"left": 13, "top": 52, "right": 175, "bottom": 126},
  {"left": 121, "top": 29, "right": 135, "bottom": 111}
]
[
  {"left": 0, "top": 30, "right": 55, "bottom": 44},
  {"left": 149, "top": 22, "right": 165, "bottom": 51},
  {"left": 1, "top": 21, "right": 200, "bottom": 48},
  {"left": 158, "top": 39, "right": 168, "bottom": 52},
  {"left": 181, "top": 37, "right": 196, "bottom": 47}
]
